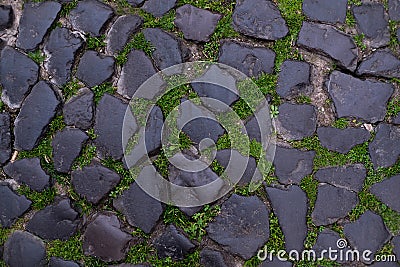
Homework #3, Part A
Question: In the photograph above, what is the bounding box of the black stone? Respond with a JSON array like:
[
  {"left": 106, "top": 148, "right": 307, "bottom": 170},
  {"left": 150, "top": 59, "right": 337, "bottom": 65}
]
[
  {"left": 370, "top": 175, "right": 400, "bottom": 213},
  {"left": 273, "top": 146, "right": 315, "bottom": 185},
  {"left": 206, "top": 194, "right": 269, "bottom": 260},
  {"left": 357, "top": 50, "right": 400, "bottom": 79},
  {"left": 26, "top": 198, "right": 79, "bottom": 240},
  {"left": 315, "top": 164, "right": 366, "bottom": 192},
  {"left": 232, "top": 0, "right": 288, "bottom": 40},
  {"left": 389, "top": 0, "right": 400, "bottom": 21},
  {"left": 312, "top": 184, "right": 358, "bottom": 226},
  {"left": 49, "top": 257, "right": 80, "bottom": 267},
  {"left": 393, "top": 113, "right": 400, "bottom": 125},
  {"left": 69, "top": 0, "right": 114, "bottom": 36},
  {"left": 266, "top": 186, "right": 308, "bottom": 252},
  {"left": 369, "top": 123, "right": 400, "bottom": 169},
  {"left": 63, "top": 87, "right": 94, "bottom": 130},
  {"left": 0, "top": 5, "right": 13, "bottom": 31},
  {"left": 302, "top": 0, "right": 347, "bottom": 24},
  {"left": 52, "top": 128, "right": 88, "bottom": 173},
  {"left": 317, "top": 127, "right": 371, "bottom": 154},
  {"left": 297, "top": 22, "right": 358, "bottom": 71},
  {"left": 218, "top": 40, "right": 275, "bottom": 78},
  {"left": 0, "top": 46, "right": 38, "bottom": 109},
  {"left": 276, "top": 103, "right": 317, "bottom": 141},
  {"left": 83, "top": 213, "right": 131, "bottom": 262},
  {"left": 142, "top": 0, "right": 176, "bottom": 17},
  {"left": 370, "top": 262, "right": 399, "bottom": 267},
  {"left": 4, "top": 158, "right": 50, "bottom": 191},
  {"left": 0, "top": 113, "right": 11, "bottom": 165},
  {"left": 276, "top": 60, "right": 311, "bottom": 99},
  {"left": 393, "top": 235, "right": 400, "bottom": 261},
  {"left": 76, "top": 51, "right": 114, "bottom": 87},
  {"left": 72, "top": 163, "right": 121, "bottom": 204},
  {"left": 145, "top": 105, "right": 164, "bottom": 155},
  {"left": 260, "top": 257, "right": 293, "bottom": 267},
  {"left": 175, "top": 4, "right": 221, "bottom": 42},
  {"left": 106, "top": 15, "right": 143, "bottom": 54},
  {"left": 3, "top": 231, "right": 46, "bottom": 267},
  {"left": 14, "top": 81, "right": 60, "bottom": 151},
  {"left": 16, "top": 1, "right": 61, "bottom": 51},
  {"left": 127, "top": 0, "right": 145, "bottom": 7},
  {"left": 397, "top": 28, "right": 400, "bottom": 42},
  {"left": 153, "top": 225, "right": 195, "bottom": 260},
  {"left": 0, "top": 184, "right": 31, "bottom": 228},
  {"left": 182, "top": 118, "right": 225, "bottom": 145},
  {"left": 327, "top": 71, "right": 393, "bottom": 123},
  {"left": 312, "top": 229, "right": 351, "bottom": 263},
  {"left": 200, "top": 249, "right": 227, "bottom": 267}
]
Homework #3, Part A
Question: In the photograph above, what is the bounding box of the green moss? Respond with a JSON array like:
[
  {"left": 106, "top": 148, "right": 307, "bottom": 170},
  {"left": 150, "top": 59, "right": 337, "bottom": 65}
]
[
  {"left": 332, "top": 118, "right": 349, "bottom": 129},
  {"left": 296, "top": 95, "right": 312, "bottom": 104},
  {"left": 387, "top": 96, "right": 400, "bottom": 118},
  {"left": 157, "top": 85, "right": 190, "bottom": 117},
  {"left": 17, "top": 186, "right": 56, "bottom": 210},
  {"left": 62, "top": 79, "right": 83, "bottom": 100},
  {"left": 72, "top": 144, "right": 97, "bottom": 170},
  {"left": 47, "top": 234, "right": 84, "bottom": 261},
  {"left": 300, "top": 175, "right": 319, "bottom": 209},
  {"left": 86, "top": 34, "right": 106, "bottom": 50},
  {"left": 102, "top": 158, "right": 139, "bottom": 197},
  {"left": 91, "top": 82, "right": 116, "bottom": 103},
  {"left": 60, "top": 0, "right": 78, "bottom": 17},
  {"left": 353, "top": 33, "right": 366, "bottom": 50},
  {"left": 28, "top": 50, "right": 46, "bottom": 64},
  {"left": 345, "top": 9, "right": 356, "bottom": 27},
  {"left": 152, "top": 152, "right": 169, "bottom": 178},
  {"left": 265, "top": 212, "right": 285, "bottom": 252},
  {"left": 389, "top": 20, "right": 400, "bottom": 50},
  {"left": 141, "top": 9, "right": 177, "bottom": 32},
  {"left": 115, "top": 32, "right": 154, "bottom": 66},
  {"left": 253, "top": 74, "right": 280, "bottom": 106}
]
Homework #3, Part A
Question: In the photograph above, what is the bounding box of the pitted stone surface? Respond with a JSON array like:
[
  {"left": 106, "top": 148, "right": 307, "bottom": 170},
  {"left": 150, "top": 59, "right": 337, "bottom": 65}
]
[
  {"left": 76, "top": 51, "right": 115, "bottom": 87},
  {"left": 312, "top": 229, "right": 351, "bottom": 263},
  {"left": 200, "top": 249, "right": 227, "bottom": 267},
  {"left": 317, "top": 127, "right": 371, "bottom": 154},
  {"left": 0, "top": 113, "right": 11, "bottom": 165},
  {"left": 394, "top": 113, "right": 400, "bottom": 125},
  {"left": 357, "top": 50, "right": 400, "bottom": 79},
  {"left": 0, "top": 5, "right": 13, "bottom": 31},
  {"left": 232, "top": 0, "right": 288, "bottom": 40},
  {"left": 393, "top": 236, "right": 400, "bottom": 261},
  {"left": 370, "top": 175, "right": 400, "bottom": 213},
  {"left": 315, "top": 165, "right": 366, "bottom": 192},
  {"left": 276, "top": 60, "right": 311, "bottom": 99},
  {"left": 302, "top": 0, "right": 347, "bottom": 23},
  {"left": 369, "top": 123, "right": 400, "bottom": 169},
  {"left": 63, "top": 87, "right": 94, "bottom": 130},
  {"left": 4, "top": 158, "right": 50, "bottom": 191},
  {"left": 389, "top": 0, "right": 400, "bottom": 20},
  {"left": 16, "top": 1, "right": 61, "bottom": 51},
  {"left": 0, "top": 46, "right": 39, "bottom": 109},
  {"left": 260, "top": 257, "right": 293, "bottom": 267},
  {"left": 0, "top": 184, "right": 31, "bottom": 228},
  {"left": 206, "top": 194, "right": 269, "bottom": 260},
  {"left": 142, "top": 0, "right": 176, "bottom": 17},
  {"left": 327, "top": 71, "right": 393, "bottom": 123},
  {"left": 107, "top": 15, "right": 143, "bottom": 54},
  {"left": 127, "top": 0, "right": 145, "bottom": 7},
  {"left": 49, "top": 257, "right": 80, "bottom": 267},
  {"left": 153, "top": 225, "right": 195, "bottom": 260}
]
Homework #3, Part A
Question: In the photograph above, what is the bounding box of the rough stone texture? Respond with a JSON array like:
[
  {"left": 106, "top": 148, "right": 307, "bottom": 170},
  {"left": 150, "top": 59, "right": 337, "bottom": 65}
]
[
  {"left": 315, "top": 165, "right": 366, "bottom": 192},
  {"left": 144, "top": 105, "right": 164, "bottom": 155},
  {"left": 26, "top": 198, "right": 79, "bottom": 240},
  {"left": 389, "top": 0, "right": 400, "bottom": 21},
  {"left": 357, "top": 50, "right": 400, "bottom": 79},
  {"left": 312, "top": 184, "right": 359, "bottom": 226},
  {"left": 127, "top": 0, "right": 145, "bottom": 7},
  {"left": 370, "top": 175, "right": 400, "bottom": 213},
  {"left": 0, "top": 46, "right": 38, "bottom": 109},
  {"left": 393, "top": 235, "right": 400, "bottom": 261},
  {"left": 218, "top": 40, "right": 275, "bottom": 78},
  {"left": 206, "top": 194, "right": 269, "bottom": 260},
  {"left": 44, "top": 27, "right": 83, "bottom": 86},
  {"left": 393, "top": 113, "right": 400, "bottom": 125},
  {"left": 113, "top": 182, "right": 163, "bottom": 234},
  {"left": 317, "top": 127, "right": 371, "bottom": 154},
  {"left": 273, "top": 146, "right": 315, "bottom": 185},
  {"left": 302, "top": 0, "right": 347, "bottom": 23},
  {"left": 327, "top": 71, "right": 393, "bottom": 123},
  {"left": 266, "top": 186, "right": 308, "bottom": 252},
  {"left": 369, "top": 262, "right": 399, "bottom": 267},
  {"left": 49, "top": 257, "right": 80, "bottom": 267},
  {"left": 72, "top": 164, "right": 121, "bottom": 204},
  {"left": 142, "top": 0, "right": 176, "bottom": 17},
  {"left": 312, "top": 229, "right": 351, "bottom": 263},
  {"left": 69, "top": 0, "right": 114, "bottom": 36},
  {"left": 14, "top": 81, "right": 60, "bottom": 151},
  {"left": 398, "top": 28, "right": 400, "bottom": 42},
  {"left": 297, "top": 22, "right": 358, "bottom": 71},
  {"left": 83, "top": 213, "right": 132, "bottom": 262},
  {"left": 16, "top": 1, "right": 61, "bottom": 51},
  {"left": 0, "top": 5, "right": 13, "bottom": 31},
  {"left": 175, "top": 4, "right": 221, "bottom": 42},
  {"left": 232, "top": 0, "right": 288, "bottom": 40},
  {"left": 369, "top": 123, "right": 400, "bottom": 169},
  {"left": 276, "top": 103, "right": 317, "bottom": 141},
  {"left": 260, "top": 258, "right": 293, "bottom": 267},
  {"left": 200, "top": 249, "right": 227, "bottom": 267},
  {"left": 63, "top": 87, "right": 94, "bottom": 130},
  {"left": 3, "top": 231, "right": 46, "bottom": 267},
  {"left": 0, "top": 184, "right": 31, "bottom": 228},
  {"left": 76, "top": 51, "right": 115, "bottom": 87},
  {"left": 0, "top": 113, "right": 11, "bottom": 165},
  {"left": 106, "top": 15, "right": 143, "bottom": 54},
  {"left": 52, "top": 128, "right": 88, "bottom": 173},
  {"left": 153, "top": 225, "right": 195, "bottom": 260},
  {"left": 182, "top": 118, "right": 225, "bottom": 145},
  {"left": 4, "top": 158, "right": 50, "bottom": 191},
  {"left": 276, "top": 60, "right": 311, "bottom": 99}
]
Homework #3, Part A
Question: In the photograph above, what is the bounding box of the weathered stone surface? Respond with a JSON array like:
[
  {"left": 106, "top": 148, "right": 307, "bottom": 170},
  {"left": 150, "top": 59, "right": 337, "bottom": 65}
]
[
  {"left": 312, "top": 184, "right": 358, "bottom": 226},
  {"left": 142, "top": 0, "right": 176, "bottom": 17},
  {"left": 144, "top": 105, "right": 164, "bottom": 155},
  {"left": 315, "top": 165, "right": 366, "bottom": 192},
  {"left": 266, "top": 186, "right": 308, "bottom": 252},
  {"left": 52, "top": 128, "right": 88, "bottom": 173},
  {"left": 127, "top": 0, "right": 145, "bottom": 7},
  {"left": 327, "top": 71, "right": 393, "bottom": 123},
  {"left": 312, "top": 229, "right": 351, "bottom": 263},
  {"left": 317, "top": 127, "right": 371, "bottom": 154},
  {"left": 72, "top": 164, "right": 120, "bottom": 204},
  {"left": 26, "top": 198, "right": 79, "bottom": 240},
  {"left": 260, "top": 257, "right": 293, "bottom": 267},
  {"left": 49, "top": 257, "right": 80, "bottom": 267},
  {"left": 207, "top": 194, "right": 269, "bottom": 259},
  {"left": 0, "top": 113, "right": 11, "bottom": 165},
  {"left": 389, "top": 0, "right": 400, "bottom": 20},
  {"left": 369, "top": 262, "right": 399, "bottom": 267},
  {"left": 113, "top": 182, "right": 163, "bottom": 234},
  {"left": 107, "top": 15, "right": 143, "bottom": 54},
  {"left": 14, "top": 81, "right": 60, "bottom": 151},
  {"left": 83, "top": 213, "right": 131, "bottom": 262},
  {"left": 175, "top": 4, "right": 221, "bottom": 42},
  {"left": 393, "top": 235, "right": 400, "bottom": 261},
  {"left": 398, "top": 28, "right": 400, "bottom": 42},
  {"left": 297, "top": 22, "right": 358, "bottom": 71},
  {"left": 69, "top": 0, "right": 114, "bottom": 36},
  {"left": 16, "top": 1, "right": 61, "bottom": 51},
  {"left": 232, "top": 0, "right": 288, "bottom": 40},
  {"left": 200, "top": 249, "right": 227, "bottom": 267},
  {"left": 276, "top": 103, "right": 317, "bottom": 141},
  {"left": 0, "top": 46, "right": 38, "bottom": 109},
  {"left": 3, "top": 231, "right": 46, "bottom": 267},
  {"left": 273, "top": 146, "right": 315, "bottom": 185},
  {"left": 153, "top": 225, "right": 195, "bottom": 260},
  {"left": 4, "top": 158, "right": 50, "bottom": 191},
  {"left": 0, "top": 5, "right": 13, "bottom": 31},
  {"left": 370, "top": 175, "right": 400, "bottom": 213},
  {"left": 218, "top": 40, "right": 275, "bottom": 78},
  {"left": 302, "top": 0, "right": 347, "bottom": 23},
  {"left": 357, "top": 50, "right": 400, "bottom": 79},
  {"left": 0, "top": 184, "right": 31, "bottom": 228},
  {"left": 63, "top": 87, "right": 94, "bottom": 130},
  {"left": 44, "top": 27, "right": 83, "bottom": 86},
  {"left": 369, "top": 123, "right": 400, "bottom": 169},
  {"left": 276, "top": 60, "right": 311, "bottom": 98},
  {"left": 76, "top": 51, "right": 115, "bottom": 87},
  {"left": 393, "top": 113, "right": 400, "bottom": 125}
]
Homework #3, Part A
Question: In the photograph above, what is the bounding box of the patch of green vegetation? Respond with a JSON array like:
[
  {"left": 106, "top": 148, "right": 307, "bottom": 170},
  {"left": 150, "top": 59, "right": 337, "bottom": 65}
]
[
  {"left": 265, "top": 212, "right": 285, "bottom": 252},
  {"left": 177, "top": 0, "right": 233, "bottom": 14},
  {"left": 300, "top": 175, "right": 319, "bottom": 209},
  {"left": 86, "top": 35, "right": 106, "bottom": 50},
  {"left": 157, "top": 84, "right": 190, "bottom": 116},
  {"left": 104, "top": 0, "right": 135, "bottom": 15},
  {"left": 152, "top": 152, "right": 169, "bottom": 178},
  {"left": 140, "top": 9, "right": 177, "bottom": 32},
  {"left": 17, "top": 186, "right": 56, "bottom": 210},
  {"left": 47, "top": 234, "right": 84, "bottom": 261},
  {"left": 91, "top": 82, "right": 116, "bottom": 103},
  {"left": 345, "top": 9, "right": 356, "bottom": 27},
  {"left": 389, "top": 21, "right": 400, "bottom": 49},
  {"left": 115, "top": 32, "right": 154, "bottom": 65},
  {"left": 348, "top": 0, "right": 362, "bottom": 6},
  {"left": 62, "top": 79, "right": 83, "bottom": 100},
  {"left": 28, "top": 50, "right": 46, "bottom": 64},
  {"left": 387, "top": 96, "right": 400, "bottom": 118},
  {"left": 60, "top": 0, "right": 78, "bottom": 17},
  {"left": 102, "top": 158, "right": 139, "bottom": 197},
  {"left": 332, "top": 118, "right": 349, "bottom": 129},
  {"left": 232, "top": 99, "right": 253, "bottom": 119},
  {"left": 270, "top": 104, "right": 279, "bottom": 119},
  {"left": 253, "top": 74, "right": 280, "bottom": 106},
  {"left": 353, "top": 33, "right": 367, "bottom": 50},
  {"left": 296, "top": 95, "right": 312, "bottom": 104},
  {"left": 72, "top": 145, "right": 97, "bottom": 170}
]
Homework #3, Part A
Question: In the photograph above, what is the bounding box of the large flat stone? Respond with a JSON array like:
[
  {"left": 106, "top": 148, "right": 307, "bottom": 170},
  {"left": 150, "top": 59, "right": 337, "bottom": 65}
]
[
  {"left": 370, "top": 175, "right": 400, "bottom": 213},
  {"left": 142, "top": 0, "right": 176, "bottom": 17},
  {"left": 315, "top": 164, "right": 366, "bottom": 192},
  {"left": 312, "top": 229, "right": 352, "bottom": 263},
  {"left": 317, "top": 127, "right": 370, "bottom": 154},
  {"left": 369, "top": 123, "right": 400, "bottom": 169},
  {"left": 0, "top": 5, "right": 13, "bottom": 31},
  {"left": 76, "top": 51, "right": 115, "bottom": 87},
  {"left": 0, "top": 113, "right": 11, "bottom": 165},
  {"left": 153, "top": 225, "right": 195, "bottom": 260},
  {"left": 63, "top": 87, "right": 94, "bottom": 130},
  {"left": 200, "top": 249, "right": 228, "bottom": 267},
  {"left": 357, "top": 50, "right": 400, "bottom": 79},
  {"left": 302, "top": 0, "right": 347, "bottom": 23},
  {"left": 276, "top": 60, "right": 311, "bottom": 99},
  {"left": 106, "top": 15, "right": 143, "bottom": 54},
  {"left": 0, "top": 184, "right": 31, "bottom": 228}
]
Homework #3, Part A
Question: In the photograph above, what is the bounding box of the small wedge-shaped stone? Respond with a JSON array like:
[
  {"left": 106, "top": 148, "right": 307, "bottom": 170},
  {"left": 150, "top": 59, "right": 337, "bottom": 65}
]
[
  {"left": 106, "top": 15, "right": 143, "bottom": 54},
  {"left": 317, "top": 127, "right": 371, "bottom": 154},
  {"left": 370, "top": 175, "right": 400, "bottom": 213},
  {"left": 63, "top": 88, "right": 94, "bottom": 130},
  {"left": 276, "top": 60, "right": 311, "bottom": 99},
  {"left": 302, "top": 0, "right": 347, "bottom": 23},
  {"left": 142, "top": 0, "right": 176, "bottom": 17},
  {"left": 153, "top": 225, "right": 195, "bottom": 260},
  {"left": 0, "top": 113, "right": 11, "bottom": 165},
  {"left": 369, "top": 123, "right": 400, "bottom": 169},
  {"left": 315, "top": 164, "right": 366, "bottom": 192},
  {"left": 357, "top": 50, "right": 400, "bottom": 79},
  {"left": 76, "top": 51, "right": 115, "bottom": 87},
  {"left": 0, "top": 184, "right": 31, "bottom": 227}
]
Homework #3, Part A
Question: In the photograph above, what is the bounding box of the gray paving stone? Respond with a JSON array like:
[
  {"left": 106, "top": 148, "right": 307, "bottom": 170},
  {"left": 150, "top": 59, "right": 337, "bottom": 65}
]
[
  {"left": 0, "top": 184, "right": 31, "bottom": 228},
  {"left": 106, "top": 15, "right": 143, "bottom": 54},
  {"left": 153, "top": 225, "right": 195, "bottom": 260},
  {"left": 0, "top": 113, "right": 11, "bottom": 165},
  {"left": 312, "top": 229, "right": 351, "bottom": 263},
  {"left": 369, "top": 123, "right": 400, "bottom": 169},
  {"left": 397, "top": 28, "right": 400, "bottom": 42},
  {"left": 370, "top": 175, "right": 400, "bottom": 213},
  {"left": 144, "top": 105, "right": 164, "bottom": 155},
  {"left": 317, "top": 127, "right": 371, "bottom": 154},
  {"left": 392, "top": 235, "right": 400, "bottom": 261},
  {"left": 49, "top": 257, "right": 79, "bottom": 267},
  {"left": 200, "top": 249, "right": 227, "bottom": 267},
  {"left": 76, "top": 51, "right": 115, "bottom": 87},
  {"left": 260, "top": 257, "right": 293, "bottom": 267},
  {"left": 127, "top": 0, "right": 145, "bottom": 7},
  {"left": 302, "top": 0, "right": 347, "bottom": 23},
  {"left": 357, "top": 50, "right": 400, "bottom": 79},
  {"left": 389, "top": 0, "right": 400, "bottom": 21},
  {"left": 63, "top": 87, "right": 94, "bottom": 130},
  {"left": 0, "top": 5, "right": 13, "bottom": 31},
  {"left": 142, "top": 0, "right": 176, "bottom": 17},
  {"left": 369, "top": 261, "right": 399, "bottom": 267},
  {"left": 393, "top": 113, "right": 400, "bottom": 125},
  {"left": 315, "top": 164, "right": 366, "bottom": 192},
  {"left": 276, "top": 60, "right": 311, "bottom": 99}
]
